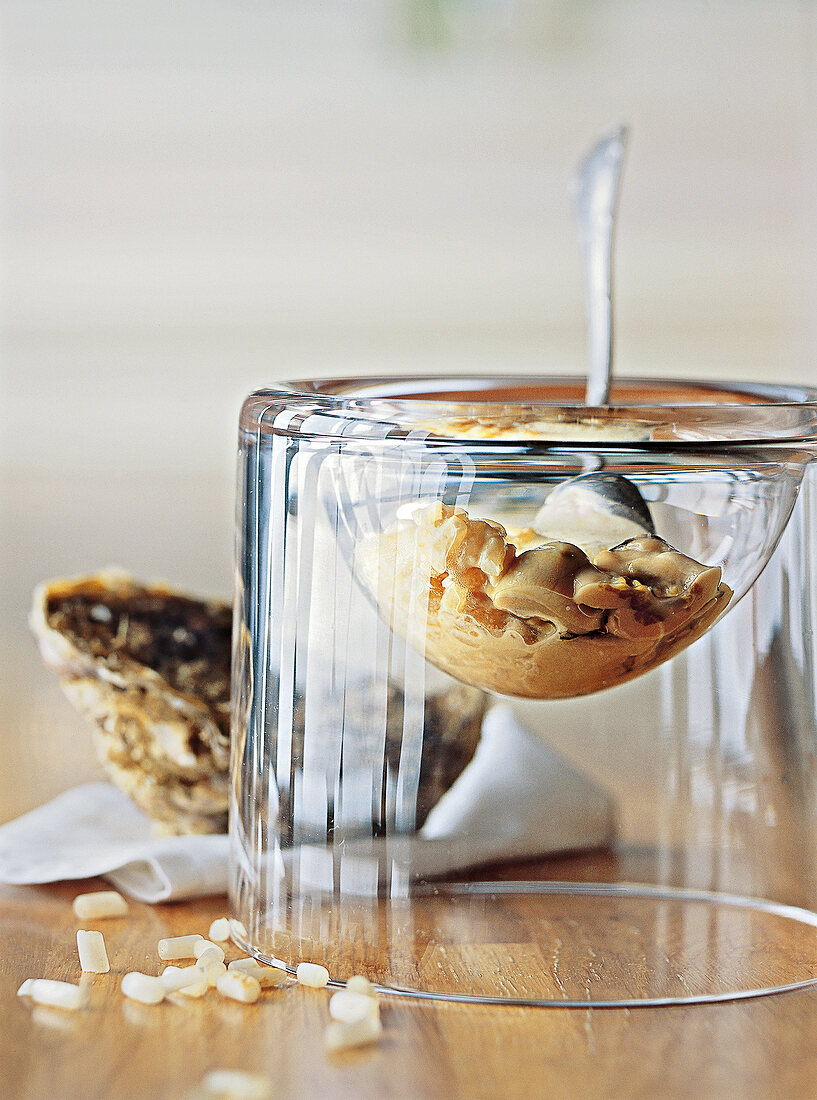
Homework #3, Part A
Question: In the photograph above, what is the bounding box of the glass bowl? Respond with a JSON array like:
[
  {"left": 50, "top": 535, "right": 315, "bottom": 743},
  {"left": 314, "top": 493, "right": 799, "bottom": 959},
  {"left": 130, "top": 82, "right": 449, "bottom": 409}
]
[{"left": 230, "top": 376, "right": 817, "bottom": 1005}]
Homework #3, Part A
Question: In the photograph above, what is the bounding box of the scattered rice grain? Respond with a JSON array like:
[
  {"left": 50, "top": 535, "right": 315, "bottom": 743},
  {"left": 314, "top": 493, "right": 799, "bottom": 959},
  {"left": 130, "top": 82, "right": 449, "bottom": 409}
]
[
  {"left": 329, "top": 989, "right": 380, "bottom": 1024},
  {"left": 195, "top": 1068, "right": 272, "bottom": 1099},
  {"left": 121, "top": 972, "right": 166, "bottom": 1005},
  {"left": 28, "top": 979, "right": 88, "bottom": 1011},
  {"left": 72, "top": 891, "right": 128, "bottom": 920},
  {"left": 208, "top": 918, "right": 231, "bottom": 942},
  {"left": 215, "top": 971, "right": 261, "bottom": 1004},
  {"left": 296, "top": 962, "right": 329, "bottom": 988},
  {"left": 324, "top": 1013, "right": 383, "bottom": 1052},
  {"left": 76, "top": 929, "right": 110, "bottom": 973},
  {"left": 158, "top": 934, "right": 204, "bottom": 961},
  {"left": 227, "top": 959, "right": 288, "bottom": 988}
]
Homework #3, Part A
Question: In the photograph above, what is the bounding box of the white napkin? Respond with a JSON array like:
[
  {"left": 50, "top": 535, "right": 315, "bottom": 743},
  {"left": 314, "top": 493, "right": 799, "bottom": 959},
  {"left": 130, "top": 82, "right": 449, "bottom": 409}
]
[
  {"left": 0, "top": 783, "right": 229, "bottom": 902},
  {"left": 421, "top": 705, "right": 616, "bottom": 858},
  {"left": 0, "top": 708, "right": 616, "bottom": 903},
  {"left": 284, "top": 707, "right": 617, "bottom": 893}
]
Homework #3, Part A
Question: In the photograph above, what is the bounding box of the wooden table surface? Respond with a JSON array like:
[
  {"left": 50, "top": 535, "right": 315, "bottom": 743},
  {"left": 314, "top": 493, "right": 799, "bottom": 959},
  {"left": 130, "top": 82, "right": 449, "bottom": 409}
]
[
  {"left": 5, "top": 543, "right": 817, "bottom": 1099},
  {"left": 4, "top": 860, "right": 817, "bottom": 1100}
]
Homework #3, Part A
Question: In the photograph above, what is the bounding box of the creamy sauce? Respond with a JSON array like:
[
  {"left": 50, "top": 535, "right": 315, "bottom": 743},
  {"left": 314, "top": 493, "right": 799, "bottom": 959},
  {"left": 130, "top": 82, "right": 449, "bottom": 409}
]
[{"left": 358, "top": 501, "right": 731, "bottom": 699}]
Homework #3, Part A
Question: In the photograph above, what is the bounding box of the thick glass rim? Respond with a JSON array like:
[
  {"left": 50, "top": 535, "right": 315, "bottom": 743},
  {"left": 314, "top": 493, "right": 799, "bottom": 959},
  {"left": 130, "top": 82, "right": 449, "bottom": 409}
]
[{"left": 242, "top": 375, "right": 817, "bottom": 447}]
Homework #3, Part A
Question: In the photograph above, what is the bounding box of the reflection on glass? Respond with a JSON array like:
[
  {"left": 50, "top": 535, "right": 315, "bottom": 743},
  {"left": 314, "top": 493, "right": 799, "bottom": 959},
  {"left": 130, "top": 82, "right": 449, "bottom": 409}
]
[{"left": 231, "top": 377, "right": 817, "bottom": 1004}]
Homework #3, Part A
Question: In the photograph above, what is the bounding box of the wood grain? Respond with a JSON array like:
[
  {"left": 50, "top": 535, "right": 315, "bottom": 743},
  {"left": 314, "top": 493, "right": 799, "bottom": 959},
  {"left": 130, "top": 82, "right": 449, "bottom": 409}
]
[
  {"left": 6, "top": 463, "right": 817, "bottom": 1098},
  {"left": 5, "top": 870, "right": 817, "bottom": 1100}
]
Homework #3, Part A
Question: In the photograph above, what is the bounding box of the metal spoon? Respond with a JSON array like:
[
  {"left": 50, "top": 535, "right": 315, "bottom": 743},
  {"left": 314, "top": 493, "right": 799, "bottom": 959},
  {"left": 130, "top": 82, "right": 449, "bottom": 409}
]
[
  {"left": 536, "top": 471, "right": 656, "bottom": 553},
  {"left": 562, "top": 128, "right": 651, "bottom": 535},
  {"left": 574, "top": 124, "right": 629, "bottom": 406}
]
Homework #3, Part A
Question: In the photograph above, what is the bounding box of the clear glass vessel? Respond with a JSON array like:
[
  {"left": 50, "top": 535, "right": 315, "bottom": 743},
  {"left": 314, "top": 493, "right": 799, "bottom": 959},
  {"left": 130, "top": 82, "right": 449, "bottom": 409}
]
[{"left": 231, "top": 376, "right": 817, "bottom": 1006}]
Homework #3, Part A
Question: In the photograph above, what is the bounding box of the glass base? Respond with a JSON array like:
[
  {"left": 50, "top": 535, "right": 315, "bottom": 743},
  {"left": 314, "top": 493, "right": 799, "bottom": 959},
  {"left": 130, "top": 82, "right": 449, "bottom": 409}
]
[{"left": 232, "top": 881, "right": 817, "bottom": 1007}]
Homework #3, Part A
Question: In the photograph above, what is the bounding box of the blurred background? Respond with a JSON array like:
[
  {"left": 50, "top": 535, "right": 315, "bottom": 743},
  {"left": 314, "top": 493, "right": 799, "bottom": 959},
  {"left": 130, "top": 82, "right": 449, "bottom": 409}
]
[{"left": 2, "top": 0, "right": 816, "bottom": 822}]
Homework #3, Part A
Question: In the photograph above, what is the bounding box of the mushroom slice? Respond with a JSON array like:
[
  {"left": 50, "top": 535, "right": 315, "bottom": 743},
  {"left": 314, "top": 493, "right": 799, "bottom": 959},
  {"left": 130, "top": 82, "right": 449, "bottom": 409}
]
[{"left": 358, "top": 503, "right": 732, "bottom": 699}]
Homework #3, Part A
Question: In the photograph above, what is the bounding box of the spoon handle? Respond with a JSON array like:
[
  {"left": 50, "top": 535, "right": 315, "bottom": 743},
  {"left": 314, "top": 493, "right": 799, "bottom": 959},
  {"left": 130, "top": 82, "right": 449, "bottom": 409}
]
[{"left": 575, "top": 124, "right": 629, "bottom": 406}]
